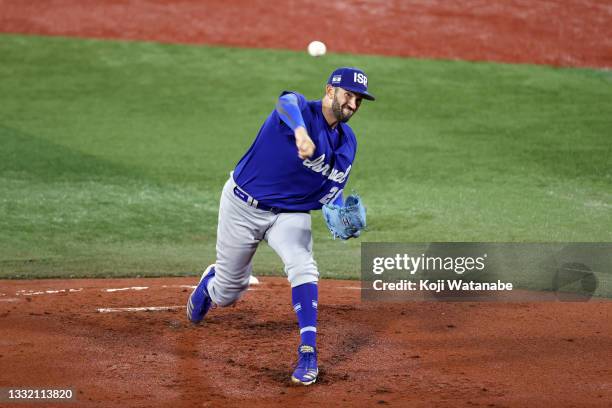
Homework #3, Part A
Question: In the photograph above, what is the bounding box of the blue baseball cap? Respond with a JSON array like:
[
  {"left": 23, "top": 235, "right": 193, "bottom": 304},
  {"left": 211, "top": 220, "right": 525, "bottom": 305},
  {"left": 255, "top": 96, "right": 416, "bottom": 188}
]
[{"left": 327, "top": 67, "right": 375, "bottom": 101}]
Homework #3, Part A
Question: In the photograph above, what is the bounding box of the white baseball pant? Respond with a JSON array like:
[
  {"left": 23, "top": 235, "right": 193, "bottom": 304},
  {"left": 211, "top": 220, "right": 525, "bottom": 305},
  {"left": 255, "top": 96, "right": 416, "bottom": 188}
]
[{"left": 206, "top": 175, "right": 319, "bottom": 307}]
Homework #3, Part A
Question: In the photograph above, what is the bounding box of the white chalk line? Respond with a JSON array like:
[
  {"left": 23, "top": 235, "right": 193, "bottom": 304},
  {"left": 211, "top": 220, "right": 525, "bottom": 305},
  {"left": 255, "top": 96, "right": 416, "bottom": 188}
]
[
  {"left": 16, "top": 288, "right": 83, "bottom": 296},
  {"left": 6, "top": 280, "right": 361, "bottom": 313},
  {"left": 104, "top": 286, "right": 149, "bottom": 293},
  {"left": 10, "top": 278, "right": 361, "bottom": 301},
  {"left": 12, "top": 283, "right": 266, "bottom": 297},
  {"left": 97, "top": 306, "right": 185, "bottom": 313}
]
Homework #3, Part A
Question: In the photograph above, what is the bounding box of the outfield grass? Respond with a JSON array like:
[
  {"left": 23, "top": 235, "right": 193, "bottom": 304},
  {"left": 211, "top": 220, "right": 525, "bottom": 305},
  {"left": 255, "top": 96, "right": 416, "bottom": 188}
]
[{"left": 0, "top": 34, "right": 610, "bottom": 279}]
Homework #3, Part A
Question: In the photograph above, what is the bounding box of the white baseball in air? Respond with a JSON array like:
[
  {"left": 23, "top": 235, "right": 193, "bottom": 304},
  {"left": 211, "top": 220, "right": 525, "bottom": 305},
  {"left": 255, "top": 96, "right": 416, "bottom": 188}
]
[{"left": 307, "top": 40, "right": 327, "bottom": 57}]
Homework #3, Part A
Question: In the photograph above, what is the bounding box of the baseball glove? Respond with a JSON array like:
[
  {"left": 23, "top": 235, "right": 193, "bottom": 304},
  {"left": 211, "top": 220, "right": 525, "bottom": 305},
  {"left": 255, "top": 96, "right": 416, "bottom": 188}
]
[{"left": 322, "top": 194, "right": 367, "bottom": 240}]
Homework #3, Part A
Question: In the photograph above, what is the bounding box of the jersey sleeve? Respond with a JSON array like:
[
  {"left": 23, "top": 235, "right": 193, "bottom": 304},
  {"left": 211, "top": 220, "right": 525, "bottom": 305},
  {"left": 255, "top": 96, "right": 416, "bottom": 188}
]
[
  {"left": 276, "top": 93, "right": 306, "bottom": 131},
  {"left": 280, "top": 91, "right": 308, "bottom": 112},
  {"left": 277, "top": 91, "right": 312, "bottom": 135}
]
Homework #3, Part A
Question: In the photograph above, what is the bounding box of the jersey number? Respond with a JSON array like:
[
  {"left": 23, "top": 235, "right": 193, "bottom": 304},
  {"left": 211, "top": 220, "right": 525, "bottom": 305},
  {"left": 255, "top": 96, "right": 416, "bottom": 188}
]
[{"left": 319, "top": 187, "right": 343, "bottom": 205}]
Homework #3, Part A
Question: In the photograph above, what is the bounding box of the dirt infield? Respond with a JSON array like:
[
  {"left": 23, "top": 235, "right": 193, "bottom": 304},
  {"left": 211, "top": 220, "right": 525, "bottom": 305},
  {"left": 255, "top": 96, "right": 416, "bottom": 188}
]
[
  {"left": 2, "top": 1, "right": 612, "bottom": 406},
  {"left": 0, "top": 277, "right": 610, "bottom": 407},
  {"left": 1, "top": 0, "right": 611, "bottom": 68}
]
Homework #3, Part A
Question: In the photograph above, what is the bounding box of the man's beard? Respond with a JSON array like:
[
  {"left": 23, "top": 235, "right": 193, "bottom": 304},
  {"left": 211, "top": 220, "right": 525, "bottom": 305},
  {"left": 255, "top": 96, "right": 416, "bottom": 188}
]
[{"left": 332, "top": 96, "right": 354, "bottom": 123}]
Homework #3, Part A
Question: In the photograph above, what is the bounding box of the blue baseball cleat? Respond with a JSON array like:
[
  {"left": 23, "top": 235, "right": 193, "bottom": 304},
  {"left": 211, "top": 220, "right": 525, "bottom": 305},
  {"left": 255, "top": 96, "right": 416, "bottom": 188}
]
[
  {"left": 291, "top": 344, "right": 319, "bottom": 385},
  {"left": 186, "top": 264, "right": 216, "bottom": 324}
]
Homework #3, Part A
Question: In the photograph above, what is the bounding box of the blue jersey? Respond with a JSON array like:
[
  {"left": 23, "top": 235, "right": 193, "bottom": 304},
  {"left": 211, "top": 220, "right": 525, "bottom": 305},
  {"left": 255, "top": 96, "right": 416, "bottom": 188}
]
[{"left": 233, "top": 91, "right": 357, "bottom": 211}]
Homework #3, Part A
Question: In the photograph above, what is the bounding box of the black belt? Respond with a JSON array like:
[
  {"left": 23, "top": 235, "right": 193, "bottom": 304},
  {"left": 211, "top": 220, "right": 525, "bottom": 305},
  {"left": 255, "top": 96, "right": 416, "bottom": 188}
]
[{"left": 233, "top": 186, "right": 309, "bottom": 214}]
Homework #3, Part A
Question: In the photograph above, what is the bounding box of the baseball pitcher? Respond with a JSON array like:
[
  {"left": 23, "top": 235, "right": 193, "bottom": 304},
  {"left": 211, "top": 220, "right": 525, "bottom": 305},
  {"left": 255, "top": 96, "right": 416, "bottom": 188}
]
[{"left": 187, "top": 67, "right": 375, "bottom": 385}]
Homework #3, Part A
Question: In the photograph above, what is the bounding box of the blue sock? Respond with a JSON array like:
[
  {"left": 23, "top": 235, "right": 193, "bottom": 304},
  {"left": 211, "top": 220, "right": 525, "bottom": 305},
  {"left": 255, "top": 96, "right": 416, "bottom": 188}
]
[{"left": 292, "top": 282, "right": 318, "bottom": 348}]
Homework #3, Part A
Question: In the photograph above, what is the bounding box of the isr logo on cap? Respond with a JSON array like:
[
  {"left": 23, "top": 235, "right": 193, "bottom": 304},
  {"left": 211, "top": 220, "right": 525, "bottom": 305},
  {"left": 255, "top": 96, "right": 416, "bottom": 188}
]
[
  {"left": 353, "top": 72, "right": 367, "bottom": 86},
  {"left": 327, "top": 67, "right": 376, "bottom": 101}
]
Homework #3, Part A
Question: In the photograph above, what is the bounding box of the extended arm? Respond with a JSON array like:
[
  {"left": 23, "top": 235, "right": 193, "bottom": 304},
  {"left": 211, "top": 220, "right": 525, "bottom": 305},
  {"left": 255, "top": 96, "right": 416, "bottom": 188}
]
[
  {"left": 276, "top": 93, "right": 306, "bottom": 131},
  {"left": 276, "top": 93, "right": 315, "bottom": 159}
]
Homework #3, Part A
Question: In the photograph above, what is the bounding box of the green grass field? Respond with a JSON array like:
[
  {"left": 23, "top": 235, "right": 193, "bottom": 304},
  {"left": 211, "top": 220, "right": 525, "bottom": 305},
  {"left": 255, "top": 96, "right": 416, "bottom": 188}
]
[{"left": 1, "top": 34, "right": 610, "bottom": 280}]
